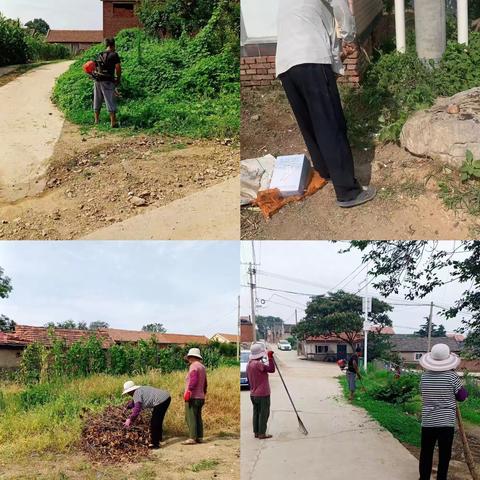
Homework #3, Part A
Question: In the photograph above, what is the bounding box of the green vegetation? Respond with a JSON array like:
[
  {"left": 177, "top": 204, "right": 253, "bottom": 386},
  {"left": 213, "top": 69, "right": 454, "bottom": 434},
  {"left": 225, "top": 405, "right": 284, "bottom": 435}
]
[
  {"left": 191, "top": 458, "right": 220, "bottom": 472},
  {"left": 340, "top": 369, "right": 480, "bottom": 448},
  {"left": 0, "top": 13, "right": 69, "bottom": 66},
  {"left": 342, "top": 32, "right": 480, "bottom": 147},
  {"left": 0, "top": 366, "right": 239, "bottom": 460},
  {"left": 53, "top": 1, "right": 239, "bottom": 137},
  {"left": 19, "top": 333, "right": 237, "bottom": 384}
]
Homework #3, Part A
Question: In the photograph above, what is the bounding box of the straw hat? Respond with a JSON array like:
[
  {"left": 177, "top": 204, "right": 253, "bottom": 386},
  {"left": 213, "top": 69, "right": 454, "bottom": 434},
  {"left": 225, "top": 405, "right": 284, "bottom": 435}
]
[
  {"left": 185, "top": 347, "right": 203, "bottom": 360},
  {"left": 122, "top": 380, "right": 140, "bottom": 395},
  {"left": 419, "top": 343, "right": 461, "bottom": 372},
  {"left": 249, "top": 342, "right": 266, "bottom": 360}
]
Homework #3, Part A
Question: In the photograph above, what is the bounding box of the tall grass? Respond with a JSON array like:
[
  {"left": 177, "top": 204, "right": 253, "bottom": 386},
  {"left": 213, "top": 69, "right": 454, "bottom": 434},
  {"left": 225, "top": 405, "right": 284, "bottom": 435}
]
[{"left": 0, "top": 366, "right": 239, "bottom": 461}]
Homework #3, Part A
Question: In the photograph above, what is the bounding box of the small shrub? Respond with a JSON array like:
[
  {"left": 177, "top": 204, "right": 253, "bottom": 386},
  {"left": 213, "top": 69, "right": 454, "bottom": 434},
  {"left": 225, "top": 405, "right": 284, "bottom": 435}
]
[
  {"left": 19, "top": 383, "right": 56, "bottom": 410},
  {"left": 370, "top": 373, "right": 419, "bottom": 404}
]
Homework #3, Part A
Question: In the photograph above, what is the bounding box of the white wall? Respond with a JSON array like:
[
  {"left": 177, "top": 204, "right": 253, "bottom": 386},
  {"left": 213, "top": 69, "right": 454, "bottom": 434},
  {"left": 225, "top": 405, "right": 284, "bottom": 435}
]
[{"left": 241, "top": 0, "right": 278, "bottom": 45}]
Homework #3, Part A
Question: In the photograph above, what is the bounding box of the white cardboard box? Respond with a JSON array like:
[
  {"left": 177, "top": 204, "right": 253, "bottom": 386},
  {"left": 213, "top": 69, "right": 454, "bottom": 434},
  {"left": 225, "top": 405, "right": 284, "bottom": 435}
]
[{"left": 269, "top": 154, "right": 312, "bottom": 197}]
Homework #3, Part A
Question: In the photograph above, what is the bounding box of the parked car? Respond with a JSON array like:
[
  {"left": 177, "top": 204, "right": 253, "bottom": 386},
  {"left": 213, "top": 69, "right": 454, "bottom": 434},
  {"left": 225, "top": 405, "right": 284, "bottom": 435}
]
[
  {"left": 240, "top": 350, "right": 250, "bottom": 389},
  {"left": 277, "top": 340, "right": 292, "bottom": 351}
]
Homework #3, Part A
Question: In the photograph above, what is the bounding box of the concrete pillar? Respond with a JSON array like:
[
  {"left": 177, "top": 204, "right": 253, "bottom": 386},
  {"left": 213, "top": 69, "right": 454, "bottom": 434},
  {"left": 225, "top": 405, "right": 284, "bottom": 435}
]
[
  {"left": 457, "top": 0, "right": 469, "bottom": 45},
  {"left": 395, "top": 0, "right": 406, "bottom": 53},
  {"left": 414, "top": 0, "right": 446, "bottom": 62}
]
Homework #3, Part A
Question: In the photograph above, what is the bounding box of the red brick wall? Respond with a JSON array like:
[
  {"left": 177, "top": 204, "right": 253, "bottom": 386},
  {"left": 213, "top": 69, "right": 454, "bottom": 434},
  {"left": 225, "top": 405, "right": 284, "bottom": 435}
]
[
  {"left": 241, "top": 323, "right": 254, "bottom": 344},
  {"left": 240, "top": 55, "right": 276, "bottom": 88},
  {"left": 103, "top": 1, "right": 141, "bottom": 39}
]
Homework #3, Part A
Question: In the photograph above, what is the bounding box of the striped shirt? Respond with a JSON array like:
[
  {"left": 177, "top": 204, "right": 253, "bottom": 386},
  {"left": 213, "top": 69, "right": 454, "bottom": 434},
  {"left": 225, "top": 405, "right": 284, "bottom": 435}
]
[
  {"left": 133, "top": 386, "right": 170, "bottom": 408},
  {"left": 420, "top": 370, "right": 462, "bottom": 427}
]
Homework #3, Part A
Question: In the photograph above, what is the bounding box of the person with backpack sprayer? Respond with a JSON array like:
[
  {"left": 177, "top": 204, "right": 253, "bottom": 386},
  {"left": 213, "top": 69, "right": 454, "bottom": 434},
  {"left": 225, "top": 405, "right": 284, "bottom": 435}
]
[
  {"left": 84, "top": 38, "right": 122, "bottom": 128},
  {"left": 246, "top": 342, "right": 275, "bottom": 439},
  {"left": 346, "top": 347, "right": 362, "bottom": 402}
]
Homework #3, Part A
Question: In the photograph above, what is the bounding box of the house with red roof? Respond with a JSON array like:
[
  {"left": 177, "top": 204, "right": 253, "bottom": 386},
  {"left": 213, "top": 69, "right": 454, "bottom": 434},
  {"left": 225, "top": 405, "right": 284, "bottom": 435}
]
[{"left": 46, "top": 0, "right": 141, "bottom": 53}]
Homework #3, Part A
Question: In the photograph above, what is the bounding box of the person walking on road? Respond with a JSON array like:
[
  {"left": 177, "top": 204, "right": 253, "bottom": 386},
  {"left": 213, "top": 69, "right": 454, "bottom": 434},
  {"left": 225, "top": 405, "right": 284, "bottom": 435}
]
[
  {"left": 122, "top": 380, "right": 171, "bottom": 449},
  {"left": 183, "top": 347, "right": 208, "bottom": 445},
  {"left": 347, "top": 347, "right": 362, "bottom": 402},
  {"left": 246, "top": 343, "right": 275, "bottom": 439},
  {"left": 276, "top": 0, "right": 376, "bottom": 208},
  {"left": 419, "top": 343, "right": 468, "bottom": 480},
  {"left": 93, "top": 38, "right": 121, "bottom": 128}
]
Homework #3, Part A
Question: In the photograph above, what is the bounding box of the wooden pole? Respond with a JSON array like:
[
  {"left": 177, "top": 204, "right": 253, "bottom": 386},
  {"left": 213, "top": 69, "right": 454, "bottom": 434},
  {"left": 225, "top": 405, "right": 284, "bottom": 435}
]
[{"left": 456, "top": 407, "right": 479, "bottom": 480}]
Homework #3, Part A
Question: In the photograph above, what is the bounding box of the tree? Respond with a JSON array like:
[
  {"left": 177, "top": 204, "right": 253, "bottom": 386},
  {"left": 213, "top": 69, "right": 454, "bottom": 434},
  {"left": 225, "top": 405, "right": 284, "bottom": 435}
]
[
  {"left": 142, "top": 323, "right": 167, "bottom": 333},
  {"left": 414, "top": 319, "right": 448, "bottom": 337},
  {"left": 25, "top": 18, "right": 50, "bottom": 35},
  {"left": 0, "top": 315, "right": 15, "bottom": 333},
  {"left": 255, "top": 316, "right": 284, "bottom": 341},
  {"left": 292, "top": 290, "right": 392, "bottom": 351},
  {"left": 43, "top": 320, "right": 84, "bottom": 330},
  {"left": 344, "top": 241, "right": 480, "bottom": 335},
  {"left": 89, "top": 321, "right": 109, "bottom": 330},
  {"left": 0, "top": 267, "right": 12, "bottom": 299}
]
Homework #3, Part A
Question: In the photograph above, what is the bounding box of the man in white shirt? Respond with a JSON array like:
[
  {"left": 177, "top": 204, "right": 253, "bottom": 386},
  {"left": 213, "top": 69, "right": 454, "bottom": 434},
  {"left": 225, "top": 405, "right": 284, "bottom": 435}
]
[{"left": 276, "top": 0, "right": 376, "bottom": 208}]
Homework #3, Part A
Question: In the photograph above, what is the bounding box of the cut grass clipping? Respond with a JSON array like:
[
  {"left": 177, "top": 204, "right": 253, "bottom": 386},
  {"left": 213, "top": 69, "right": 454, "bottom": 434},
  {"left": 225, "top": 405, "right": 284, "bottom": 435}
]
[
  {"left": 53, "top": 14, "right": 239, "bottom": 138},
  {"left": 0, "top": 366, "right": 239, "bottom": 462}
]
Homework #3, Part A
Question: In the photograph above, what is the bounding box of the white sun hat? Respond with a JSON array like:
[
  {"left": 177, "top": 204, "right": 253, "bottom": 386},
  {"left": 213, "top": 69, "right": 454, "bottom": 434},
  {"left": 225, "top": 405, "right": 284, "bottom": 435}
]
[
  {"left": 186, "top": 347, "right": 203, "bottom": 360},
  {"left": 122, "top": 380, "right": 140, "bottom": 395},
  {"left": 249, "top": 342, "right": 266, "bottom": 360},
  {"left": 419, "top": 343, "right": 461, "bottom": 372}
]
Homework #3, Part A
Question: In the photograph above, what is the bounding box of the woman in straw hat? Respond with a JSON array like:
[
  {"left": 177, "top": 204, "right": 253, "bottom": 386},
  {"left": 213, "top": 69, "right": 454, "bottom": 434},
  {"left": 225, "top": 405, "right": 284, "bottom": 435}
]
[
  {"left": 246, "top": 342, "right": 275, "bottom": 439},
  {"left": 122, "top": 381, "right": 171, "bottom": 449},
  {"left": 419, "top": 343, "right": 468, "bottom": 480},
  {"left": 182, "top": 347, "right": 208, "bottom": 445}
]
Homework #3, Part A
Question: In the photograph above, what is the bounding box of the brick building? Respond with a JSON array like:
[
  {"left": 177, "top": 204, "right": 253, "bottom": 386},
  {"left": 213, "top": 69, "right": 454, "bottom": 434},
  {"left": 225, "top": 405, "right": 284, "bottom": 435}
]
[
  {"left": 45, "top": 30, "right": 104, "bottom": 54},
  {"left": 240, "top": 316, "right": 255, "bottom": 344},
  {"left": 101, "top": 0, "right": 141, "bottom": 39},
  {"left": 240, "top": 0, "right": 388, "bottom": 87}
]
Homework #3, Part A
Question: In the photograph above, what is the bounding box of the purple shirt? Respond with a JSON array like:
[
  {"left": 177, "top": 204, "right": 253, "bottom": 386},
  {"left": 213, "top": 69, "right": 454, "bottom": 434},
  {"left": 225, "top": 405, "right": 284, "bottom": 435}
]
[
  {"left": 185, "top": 361, "right": 207, "bottom": 399},
  {"left": 247, "top": 357, "right": 275, "bottom": 397}
]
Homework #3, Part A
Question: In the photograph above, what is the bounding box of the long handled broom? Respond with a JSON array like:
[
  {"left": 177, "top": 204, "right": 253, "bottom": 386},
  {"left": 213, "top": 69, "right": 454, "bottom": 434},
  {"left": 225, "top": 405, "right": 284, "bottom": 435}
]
[
  {"left": 273, "top": 357, "right": 308, "bottom": 435},
  {"left": 456, "top": 406, "right": 479, "bottom": 480}
]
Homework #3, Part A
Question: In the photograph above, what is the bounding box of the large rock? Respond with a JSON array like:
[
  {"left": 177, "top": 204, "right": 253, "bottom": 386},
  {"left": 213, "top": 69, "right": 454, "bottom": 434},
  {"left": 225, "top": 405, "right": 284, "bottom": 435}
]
[{"left": 400, "top": 87, "right": 480, "bottom": 168}]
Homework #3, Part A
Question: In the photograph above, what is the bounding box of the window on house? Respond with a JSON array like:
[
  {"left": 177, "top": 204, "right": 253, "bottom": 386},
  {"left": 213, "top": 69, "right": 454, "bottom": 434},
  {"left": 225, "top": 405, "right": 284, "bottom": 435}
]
[
  {"left": 113, "top": 3, "right": 135, "bottom": 17},
  {"left": 315, "top": 345, "right": 328, "bottom": 354},
  {"left": 414, "top": 353, "right": 423, "bottom": 361}
]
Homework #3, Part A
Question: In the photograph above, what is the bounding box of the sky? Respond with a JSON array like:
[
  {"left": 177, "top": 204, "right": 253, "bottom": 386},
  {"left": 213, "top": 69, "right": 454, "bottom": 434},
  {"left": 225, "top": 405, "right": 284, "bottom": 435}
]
[
  {"left": 0, "top": 0, "right": 102, "bottom": 30},
  {"left": 240, "top": 241, "right": 472, "bottom": 335},
  {"left": 0, "top": 241, "right": 239, "bottom": 337}
]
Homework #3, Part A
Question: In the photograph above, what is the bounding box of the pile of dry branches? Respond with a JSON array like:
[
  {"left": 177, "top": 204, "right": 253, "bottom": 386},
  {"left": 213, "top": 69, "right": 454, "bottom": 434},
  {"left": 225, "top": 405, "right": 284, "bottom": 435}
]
[{"left": 80, "top": 405, "right": 152, "bottom": 463}]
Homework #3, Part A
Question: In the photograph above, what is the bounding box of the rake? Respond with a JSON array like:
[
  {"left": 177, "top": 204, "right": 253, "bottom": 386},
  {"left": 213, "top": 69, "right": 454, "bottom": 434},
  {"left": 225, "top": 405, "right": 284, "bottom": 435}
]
[{"left": 273, "top": 357, "right": 308, "bottom": 435}]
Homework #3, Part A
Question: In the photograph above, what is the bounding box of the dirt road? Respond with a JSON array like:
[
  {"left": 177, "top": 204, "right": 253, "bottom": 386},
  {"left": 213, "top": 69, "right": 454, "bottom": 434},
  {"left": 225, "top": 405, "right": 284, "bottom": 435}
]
[
  {"left": 0, "top": 61, "right": 73, "bottom": 202},
  {"left": 241, "top": 349, "right": 418, "bottom": 480},
  {"left": 241, "top": 86, "right": 477, "bottom": 240}
]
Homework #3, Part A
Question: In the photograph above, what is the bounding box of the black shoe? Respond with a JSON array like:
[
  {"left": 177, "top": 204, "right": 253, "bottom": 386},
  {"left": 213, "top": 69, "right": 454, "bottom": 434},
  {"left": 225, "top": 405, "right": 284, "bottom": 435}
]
[
  {"left": 336, "top": 186, "right": 376, "bottom": 208},
  {"left": 148, "top": 444, "right": 160, "bottom": 449}
]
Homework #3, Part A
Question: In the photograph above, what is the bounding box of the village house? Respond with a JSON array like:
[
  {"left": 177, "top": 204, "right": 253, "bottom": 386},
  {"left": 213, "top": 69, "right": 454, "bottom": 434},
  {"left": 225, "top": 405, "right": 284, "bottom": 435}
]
[
  {"left": 0, "top": 325, "right": 209, "bottom": 370},
  {"left": 390, "top": 334, "right": 464, "bottom": 364},
  {"left": 210, "top": 333, "right": 239, "bottom": 344},
  {"left": 240, "top": 0, "right": 389, "bottom": 87},
  {"left": 240, "top": 316, "right": 255, "bottom": 344},
  {"left": 46, "top": 0, "right": 141, "bottom": 53}
]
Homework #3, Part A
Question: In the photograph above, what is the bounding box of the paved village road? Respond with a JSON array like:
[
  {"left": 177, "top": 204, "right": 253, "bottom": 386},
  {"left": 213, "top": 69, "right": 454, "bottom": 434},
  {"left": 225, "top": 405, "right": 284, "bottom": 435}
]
[
  {"left": 0, "top": 61, "right": 73, "bottom": 201},
  {"left": 241, "top": 349, "right": 419, "bottom": 480}
]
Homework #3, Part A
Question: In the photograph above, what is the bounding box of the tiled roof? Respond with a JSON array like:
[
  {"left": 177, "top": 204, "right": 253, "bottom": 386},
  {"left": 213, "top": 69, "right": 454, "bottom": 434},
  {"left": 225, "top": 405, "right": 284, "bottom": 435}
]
[
  {"left": 14, "top": 325, "right": 113, "bottom": 348},
  {"left": 104, "top": 328, "right": 209, "bottom": 345},
  {"left": 0, "top": 332, "right": 29, "bottom": 346},
  {"left": 211, "top": 333, "right": 239, "bottom": 342},
  {"left": 46, "top": 30, "right": 103, "bottom": 43},
  {"left": 306, "top": 333, "right": 363, "bottom": 343},
  {"left": 390, "top": 334, "right": 463, "bottom": 353},
  {"left": 370, "top": 326, "right": 395, "bottom": 335}
]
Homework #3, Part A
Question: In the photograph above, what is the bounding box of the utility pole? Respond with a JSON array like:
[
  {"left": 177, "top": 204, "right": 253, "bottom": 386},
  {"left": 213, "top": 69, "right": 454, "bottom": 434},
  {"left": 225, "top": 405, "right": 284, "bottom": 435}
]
[
  {"left": 295, "top": 308, "right": 299, "bottom": 356},
  {"left": 237, "top": 295, "right": 240, "bottom": 361},
  {"left": 363, "top": 264, "right": 371, "bottom": 370},
  {"left": 415, "top": 0, "right": 446, "bottom": 63},
  {"left": 457, "top": 0, "right": 469, "bottom": 45},
  {"left": 394, "top": 0, "right": 406, "bottom": 53},
  {"left": 427, "top": 301, "right": 434, "bottom": 352},
  {"left": 248, "top": 262, "right": 257, "bottom": 342}
]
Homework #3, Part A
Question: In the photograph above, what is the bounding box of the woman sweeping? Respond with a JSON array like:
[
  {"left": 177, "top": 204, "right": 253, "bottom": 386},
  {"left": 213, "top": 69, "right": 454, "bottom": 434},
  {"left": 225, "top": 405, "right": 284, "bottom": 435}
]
[
  {"left": 183, "top": 347, "right": 208, "bottom": 445},
  {"left": 122, "top": 381, "right": 171, "bottom": 449},
  {"left": 419, "top": 343, "right": 468, "bottom": 480},
  {"left": 246, "top": 342, "right": 275, "bottom": 439}
]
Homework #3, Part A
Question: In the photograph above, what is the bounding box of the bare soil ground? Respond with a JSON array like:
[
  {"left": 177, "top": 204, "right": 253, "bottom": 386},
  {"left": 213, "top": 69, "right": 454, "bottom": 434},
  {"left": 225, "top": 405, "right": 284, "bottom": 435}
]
[
  {"left": 404, "top": 424, "right": 480, "bottom": 480},
  {"left": 241, "top": 85, "right": 479, "bottom": 240},
  {"left": 0, "top": 436, "right": 239, "bottom": 480},
  {"left": 0, "top": 122, "right": 238, "bottom": 240}
]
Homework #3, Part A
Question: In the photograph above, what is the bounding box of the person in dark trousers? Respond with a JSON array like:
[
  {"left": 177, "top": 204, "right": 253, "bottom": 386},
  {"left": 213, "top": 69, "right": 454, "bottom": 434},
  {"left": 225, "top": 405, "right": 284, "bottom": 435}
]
[
  {"left": 276, "top": 0, "right": 376, "bottom": 208},
  {"left": 122, "top": 380, "right": 171, "bottom": 449},
  {"left": 419, "top": 343, "right": 468, "bottom": 480},
  {"left": 183, "top": 348, "right": 208, "bottom": 445},
  {"left": 347, "top": 347, "right": 362, "bottom": 402},
  {"left": 246, "top": 342, "right": 275, "bottom": 439},
  {"left": 93, "top": 38, "right": 121, "bottom": 128}
]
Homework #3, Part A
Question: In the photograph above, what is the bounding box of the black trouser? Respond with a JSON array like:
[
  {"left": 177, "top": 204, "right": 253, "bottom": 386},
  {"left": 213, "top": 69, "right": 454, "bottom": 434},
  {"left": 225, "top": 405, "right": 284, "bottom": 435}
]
[
  {"left": 150, "top": 397, "right": 171, "bottom": 446},
  {"left": 419, "top": 426, "right": 455, "bottom": 480},
  {"left": 251, "top": 396, "right": 270, "bottom": 435},
  {"left": 279, "top": 63, "right": 362, "bottom": 202}
]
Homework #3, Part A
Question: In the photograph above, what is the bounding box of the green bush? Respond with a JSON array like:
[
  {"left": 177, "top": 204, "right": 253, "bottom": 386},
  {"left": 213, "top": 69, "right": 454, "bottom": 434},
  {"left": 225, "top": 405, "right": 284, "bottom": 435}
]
[
  {"left": 53, "top": 1, "right": 239, "bottom": 137},
  {"left": 20, "top": 383, "right": 56, "bottom": 410},
  {"left": 25, "top": 35, "right": 70, "bottom": 62},
  {"left": 0, "top": 14, "right": 29, "bottom": 66},
  {"left": 370, "top": 373, "right": 420, "bottom": 404}
]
